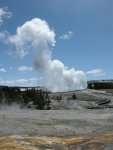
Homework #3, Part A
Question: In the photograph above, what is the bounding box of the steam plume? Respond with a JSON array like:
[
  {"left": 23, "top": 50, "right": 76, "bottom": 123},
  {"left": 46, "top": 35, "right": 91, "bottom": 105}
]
[{"left": 9, "top": 18, "right": 87, "bottom": 92}]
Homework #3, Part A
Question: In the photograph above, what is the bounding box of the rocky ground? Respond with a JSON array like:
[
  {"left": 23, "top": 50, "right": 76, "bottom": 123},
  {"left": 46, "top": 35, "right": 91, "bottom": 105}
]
[{"left": 0, "top": 89, "right": 113, "bottom": 149}]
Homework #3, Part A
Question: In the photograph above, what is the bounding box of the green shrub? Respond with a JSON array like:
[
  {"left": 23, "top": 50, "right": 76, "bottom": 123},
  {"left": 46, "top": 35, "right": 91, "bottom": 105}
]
[{"left": 72, "top": 93, "right": 77, "bottom": 99}]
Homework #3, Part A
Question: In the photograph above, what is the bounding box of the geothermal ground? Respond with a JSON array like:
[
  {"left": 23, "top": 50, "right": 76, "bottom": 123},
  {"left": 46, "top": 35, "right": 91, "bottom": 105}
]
[{"left": 0, "top": 89, "right": 113, "bottom": 149}]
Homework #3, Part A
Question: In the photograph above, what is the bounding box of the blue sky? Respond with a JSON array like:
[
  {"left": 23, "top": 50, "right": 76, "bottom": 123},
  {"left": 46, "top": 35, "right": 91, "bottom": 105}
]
[{"left": 0, "top": 0, "right": 113, "bottom": 87}]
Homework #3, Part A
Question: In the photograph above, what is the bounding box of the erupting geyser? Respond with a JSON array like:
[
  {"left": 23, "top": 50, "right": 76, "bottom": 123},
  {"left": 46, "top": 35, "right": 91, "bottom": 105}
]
[{"left": 9, "top": 18, "right": 87, "bottom": 92}]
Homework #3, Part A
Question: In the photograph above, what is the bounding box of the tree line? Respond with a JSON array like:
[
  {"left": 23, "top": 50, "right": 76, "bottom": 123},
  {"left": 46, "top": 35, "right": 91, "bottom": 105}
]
[{"left": 0, "top": 86, "right": 51, "bottom": 110}]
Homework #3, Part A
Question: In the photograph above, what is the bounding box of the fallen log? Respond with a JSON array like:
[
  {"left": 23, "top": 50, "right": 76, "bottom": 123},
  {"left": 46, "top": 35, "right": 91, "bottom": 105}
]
[{"left": 87, "top": 105, "right": 113, "bottom": 109}]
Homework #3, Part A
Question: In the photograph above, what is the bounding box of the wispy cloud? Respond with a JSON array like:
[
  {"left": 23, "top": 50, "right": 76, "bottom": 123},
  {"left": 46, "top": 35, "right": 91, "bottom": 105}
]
[
  {"left": 0, "top": 32, "right": 6, "bottom": 39},
  {"left": 86, "top": 69, "right": 105, "bottom": 77},
  {"left": 59, "top": 31, "right": 74, "bottom": 40},
  {"left": 0, "top": 77, "right": 43, "bottom": 86},
  {"left": 17, "top": 66, "right": 33, "bottom": 72},
  {"left": 0, "top": 7, "right": 11, "bottom": 44},
  {"left": 0, "top": 31, "right": 9, "bottom": 44},
  {"left": 0, "top": 7, "right": 12, "bottom": 24},
  {"left": 0, "top": 68, "right": 6, "bottom": 73}
]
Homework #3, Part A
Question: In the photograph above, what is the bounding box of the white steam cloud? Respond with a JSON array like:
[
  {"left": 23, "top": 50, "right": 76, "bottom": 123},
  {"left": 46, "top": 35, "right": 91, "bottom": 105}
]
[{"left": 9, "top": 18, "right": 87, "bottom": 92}]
